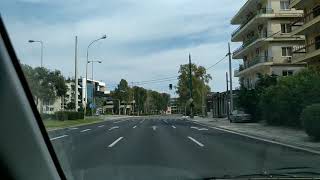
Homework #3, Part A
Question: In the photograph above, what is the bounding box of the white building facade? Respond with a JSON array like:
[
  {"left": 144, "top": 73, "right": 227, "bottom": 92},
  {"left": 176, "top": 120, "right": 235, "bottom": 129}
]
[{"left": 231, "top": 0, "right": 307, "bottom": 88}]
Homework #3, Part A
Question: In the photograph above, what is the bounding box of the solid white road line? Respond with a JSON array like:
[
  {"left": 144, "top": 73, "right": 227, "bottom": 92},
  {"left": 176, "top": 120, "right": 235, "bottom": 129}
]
[
  {"left": 108, "top": 137, "right": 124, "bottom": 148},
  {"left": 80, "top": 129, "right": 91, "bottom": 132},
  {"left": 108, "top": 126, "right": 119, "bottom": 131},
  {"left": 172, "top": 125, "right": 176, "bottom": 129},
  {"left": 133, "top": 125, "right": 137, "bottom": 129},
  {"left": 69, "top": 127, "right": 78, "bottom": 130},
  {"left": 188, "top": 136, "right": 204, "bottom": 147},
  {"left": 50, "top": 135, "right": 68, "bottom": 141},
  {"left": 98, "top": 125, "right": 105, "bottom": 128},
  {"left": 189, "top": 120, "right": 320, "bottom": 155}
]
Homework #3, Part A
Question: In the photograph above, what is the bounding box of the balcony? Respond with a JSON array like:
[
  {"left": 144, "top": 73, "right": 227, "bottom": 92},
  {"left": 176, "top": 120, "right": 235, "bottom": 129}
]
[
  {"left": 233, "top": 33, "right": 268, "bottom": 58},
  {"left": 235, "top": 56, "right": 273, "bottom": 77},
  {"left": 231, "top": 8, "right": 274, "bottom": 38},
  {"left": 291, "top": 8, "right": 320, "bottom": 35},
  {"left": 292, "top": 39, "right": 320, "bottom": 63},
  {"left": 289, "top": 0, "right": 313, "bottom": 9}
]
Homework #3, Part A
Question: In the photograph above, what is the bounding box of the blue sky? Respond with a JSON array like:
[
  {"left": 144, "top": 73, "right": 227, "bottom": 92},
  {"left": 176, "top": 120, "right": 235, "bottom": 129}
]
[{"left": 0, "top": 0, "right": 246, "bottom": 96}]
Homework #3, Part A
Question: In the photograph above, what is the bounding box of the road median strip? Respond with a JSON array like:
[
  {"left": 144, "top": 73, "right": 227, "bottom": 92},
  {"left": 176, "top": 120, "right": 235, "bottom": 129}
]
[{"left": 46, "top": 116, "right": 133, "bottom": 132}]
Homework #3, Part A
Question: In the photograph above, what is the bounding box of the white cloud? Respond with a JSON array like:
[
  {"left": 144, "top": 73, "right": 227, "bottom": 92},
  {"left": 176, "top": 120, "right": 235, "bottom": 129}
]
[{"left": 1, "top": 0, "right": 246, "bottom": 95}]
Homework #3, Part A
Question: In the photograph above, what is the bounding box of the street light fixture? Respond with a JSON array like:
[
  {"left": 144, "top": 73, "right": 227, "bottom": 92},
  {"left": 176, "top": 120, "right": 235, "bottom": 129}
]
[
  {"left": 84, "top": 35, "right": 107, "bottom": 116},
  {"left": 28, "top": 40, "right": 44, "bottom": 67}
]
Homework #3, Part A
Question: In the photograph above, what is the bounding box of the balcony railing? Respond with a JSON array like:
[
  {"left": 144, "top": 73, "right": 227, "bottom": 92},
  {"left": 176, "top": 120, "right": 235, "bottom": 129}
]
[
  {"left": 293, "top": 39, "right": 320, "bottom": 55},
  {"left": 233, "top": 33, "right": 269, "bottom": 56},
  {"left": 292, "top": 8, "right": 320, "bottom": 27},
  {"left": 238, "top": 56, "right": 272, "bottom": 73},
  {"left": 232, "top": 8, "right": 274, "bottom": 37}
]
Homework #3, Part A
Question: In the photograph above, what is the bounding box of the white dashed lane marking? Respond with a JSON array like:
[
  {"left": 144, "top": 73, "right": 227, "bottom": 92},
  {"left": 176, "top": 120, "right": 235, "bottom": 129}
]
[
  {"left": 188, "top": 136, "right": 204, "bottom": 147},
  {"left": 108, "top": 137, "right": 124, "bottom": 148},
  {"left": 80, "top": 129, "right": 91, "bottom": 133},
  {"left": 108, "top": 126, "right": 119, "bottom": 131},
  {"left": 50, "top": 135, "right": 68, "bottom": 141}
]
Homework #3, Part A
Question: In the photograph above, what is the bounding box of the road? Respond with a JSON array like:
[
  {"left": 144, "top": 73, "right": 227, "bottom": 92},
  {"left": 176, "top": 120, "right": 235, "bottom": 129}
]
[{"left": 49, "top": 116, "right": 320, "bottom": 180}]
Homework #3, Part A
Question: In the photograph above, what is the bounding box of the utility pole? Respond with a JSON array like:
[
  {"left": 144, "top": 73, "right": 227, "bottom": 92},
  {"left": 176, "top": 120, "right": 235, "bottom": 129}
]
[
  {"left": 226, "top": 72, "right": 230, "bottom": 119},
  {"left": 75, "top": 36, "right": 79, "bottom": 112},
  {"left": 131, "top": 82, "right": 135, "bottom": 115},
  {"left": 202, "top": 77, "right": 206, "bottom": 117},
  {"left": 188, "top": 54, "right": 194, "bottom": 118},
  {"left": 228, "top": 43, "right": 234, "bottom": 112}
]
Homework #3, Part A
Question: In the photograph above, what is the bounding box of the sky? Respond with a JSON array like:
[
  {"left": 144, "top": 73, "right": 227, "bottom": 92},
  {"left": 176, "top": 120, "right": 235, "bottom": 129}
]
[{"left": 0, "top": 0, "right": 246, "bottom": 96}]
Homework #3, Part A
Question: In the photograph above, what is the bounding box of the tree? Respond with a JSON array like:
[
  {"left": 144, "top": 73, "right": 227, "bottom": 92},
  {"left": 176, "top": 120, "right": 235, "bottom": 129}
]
[
  {"left": 21, "top": 65, "right": 68, "bottom": 113},
  {"left": 113, "top": 79, "right": 131, "bottom": 114},
  {"left": 260, "top": 69, "right": 320, "bottom": 127},
  {"left": 236, "top": 74, "right": 277, "bottom": 120},
  {"left": 133, "top": 86, "right": 147, "bottom": 115},
  {"left": 176, "top": 63, "right": 211, "bottom": 115}
]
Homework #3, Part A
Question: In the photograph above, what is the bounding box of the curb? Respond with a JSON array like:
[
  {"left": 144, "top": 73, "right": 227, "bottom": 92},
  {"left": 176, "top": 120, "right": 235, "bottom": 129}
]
[{"left": 187, "top": 119, "right": 320, "bottom": 155}]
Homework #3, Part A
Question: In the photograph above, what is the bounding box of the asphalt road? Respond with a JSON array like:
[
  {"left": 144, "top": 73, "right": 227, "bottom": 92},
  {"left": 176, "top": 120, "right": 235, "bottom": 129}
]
[{"left": 48, "top": 116, "right": 320, "bottom": 180}]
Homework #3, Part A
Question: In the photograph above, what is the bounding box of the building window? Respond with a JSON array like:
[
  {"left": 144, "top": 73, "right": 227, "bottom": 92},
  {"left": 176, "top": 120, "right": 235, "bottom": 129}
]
[
  {"left": 315, "top": 35, "right": 320, "bottom": 50},
  {"left": 282, "top": 47, "right": 293, "bottom": 57},
  {"left": 282, "top": 70, "right": 294, "bottom": 76},
  {"left": 280, "top": 0, "right": 290, "bottom": 10},
  {"left": 281, "top": 24, "right": 292, "bottom": 33}
]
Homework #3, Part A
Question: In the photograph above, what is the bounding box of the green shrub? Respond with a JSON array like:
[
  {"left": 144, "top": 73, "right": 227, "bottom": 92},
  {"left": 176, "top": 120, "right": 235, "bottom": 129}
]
[
  {"left": 54, "top": 111, "right": 84, "bottom": 121},
  {"left": 41, "top": 113, "right": 55, "bottom": 120},
  {"left": 260, "top": 69, "right": 320, "bottom": 127},
  {"left": 237, "top": 74, "right": 277, "bottom": 121},
  {"left": 55, "top": 111, "right": 68, "bottom": 121},
  {"left": 301, "top": 104, "right": 320, "bottom": 140}
]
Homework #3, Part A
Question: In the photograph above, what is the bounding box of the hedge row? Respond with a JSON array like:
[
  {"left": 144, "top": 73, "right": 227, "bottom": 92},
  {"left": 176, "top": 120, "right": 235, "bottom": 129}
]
[
  {"left": 259, "top": 69, "right": 320, "bottom": 127},
  {"left": 237, "top": 69, "right": 320, "bottom": 139},
  {"left": 301, "top": 104, "right": 320, "bottom": 140},
  {"left": 54, "top": 111, "right": 84, "bottom": 121}
]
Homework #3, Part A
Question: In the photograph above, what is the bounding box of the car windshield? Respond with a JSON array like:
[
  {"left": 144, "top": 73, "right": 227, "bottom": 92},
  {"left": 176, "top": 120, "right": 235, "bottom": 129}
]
[{"left": 1, "top": 0, "right": 320, "bottom": 179}]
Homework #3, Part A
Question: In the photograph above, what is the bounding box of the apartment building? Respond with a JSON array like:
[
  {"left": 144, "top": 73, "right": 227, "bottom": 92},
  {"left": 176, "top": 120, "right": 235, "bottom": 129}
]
[
  {"left": 231, "top": 0, "right": 306, "bottom": 88},
  {"left": 65, "top": 81, "right": 82, "bottom": 110},
  {"left": 80, "top": 78, "right": 110, "bottom": 108},
  {"left": 290, "top": 0, "right": 320, "bottom": 67}
]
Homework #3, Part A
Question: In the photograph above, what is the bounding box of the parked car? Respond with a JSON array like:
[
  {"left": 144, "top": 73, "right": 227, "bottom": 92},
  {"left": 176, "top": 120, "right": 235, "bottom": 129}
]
[{"left": 230, "top": 110, "right": 251, "bottom": 123}]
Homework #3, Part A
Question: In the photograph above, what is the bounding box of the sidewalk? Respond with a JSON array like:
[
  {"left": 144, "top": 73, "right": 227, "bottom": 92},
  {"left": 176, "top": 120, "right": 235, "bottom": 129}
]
[{"left": 192, "top": 117, "right": 320, "bottom": 154}]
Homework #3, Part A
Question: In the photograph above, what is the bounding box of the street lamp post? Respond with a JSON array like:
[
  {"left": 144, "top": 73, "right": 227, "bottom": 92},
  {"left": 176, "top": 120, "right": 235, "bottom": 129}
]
[
  {"left": 84, "top": 35, "right": 107, "bottom": 116},
  {"left": 88, "top": 60, "right": 102, "bottom": 116},
  {"left": 28, "top": 40, "right": 44, "bottom": 67}
]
